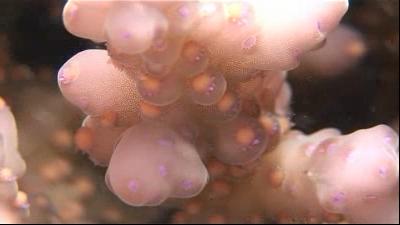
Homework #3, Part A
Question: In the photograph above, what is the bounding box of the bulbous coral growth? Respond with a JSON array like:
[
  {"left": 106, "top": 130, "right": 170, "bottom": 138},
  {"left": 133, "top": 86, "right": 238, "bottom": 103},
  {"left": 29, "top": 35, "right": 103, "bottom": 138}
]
[
  {"left": 59, "top": 1, "right": 399, "bottom": 223},
  {"left": 296, "top": 24, "right": 367, "bottom": 77},
  {"left": 56, "top": 2, "right": 399, "bottom": 222},
  {"left": 62, "top": 0, "right": 351, "bottom": 207},
  {"left": 173, "top": 125, "right": 399, "bottom": 224},
  {"left": 106, "top": 122, "right": 209, "bottom": 207},
  {"left": 260, "top": 125, "right": 399, "bottom": 224},
  {"left": 0, "top": 97, "right": 28, "bottom": 212}
]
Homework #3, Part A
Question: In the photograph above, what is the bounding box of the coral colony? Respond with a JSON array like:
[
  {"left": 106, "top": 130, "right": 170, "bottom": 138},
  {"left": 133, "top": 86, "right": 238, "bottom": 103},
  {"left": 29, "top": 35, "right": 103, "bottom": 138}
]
[
  {"left": 56, "top": 0, "right": 399, "bottom": 223},
  {"left": 0, "top": 97, "right": 28, "bottom": 223}
]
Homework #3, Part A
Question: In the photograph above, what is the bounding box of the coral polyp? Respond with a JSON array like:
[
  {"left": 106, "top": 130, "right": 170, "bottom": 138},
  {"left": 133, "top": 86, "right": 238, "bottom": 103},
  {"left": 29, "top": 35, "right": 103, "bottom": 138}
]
[{"left": 57, "top": 0, "right": 399, "bottom": 223}]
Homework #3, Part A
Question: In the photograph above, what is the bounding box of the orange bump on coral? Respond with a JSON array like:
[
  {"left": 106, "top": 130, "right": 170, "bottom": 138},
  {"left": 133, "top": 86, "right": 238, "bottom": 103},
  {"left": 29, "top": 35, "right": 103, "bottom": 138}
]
[
  {"left": 267, "top": 168, "right": 285, "bottom": 189},
  {"left": 99, "top": 111, "right": 118, "bottom": 127},
  {"left": 74, "top": 127, "right": 94, "bottom": 151},
  {"left": 236, "top": 127, "right": 256, "bottom": 146}
]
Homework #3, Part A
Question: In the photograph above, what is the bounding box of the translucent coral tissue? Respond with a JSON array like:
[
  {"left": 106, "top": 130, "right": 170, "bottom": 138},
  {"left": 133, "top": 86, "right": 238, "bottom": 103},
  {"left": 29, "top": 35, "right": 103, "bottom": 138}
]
[
  {"left": 58, "top": 0, "right": 351, "bottom": 208},
  {"left": 58, "top": 0, "right": 399, "bottom": 223},
  {"left": 0, "top": 97, "right": 27, "bottom": 213}
]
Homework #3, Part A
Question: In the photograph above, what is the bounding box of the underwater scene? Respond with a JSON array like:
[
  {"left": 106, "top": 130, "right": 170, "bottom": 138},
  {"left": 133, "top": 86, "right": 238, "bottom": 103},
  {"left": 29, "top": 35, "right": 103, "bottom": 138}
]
[{"left": 0, "top": 0, "right": 399, "bottom": 224}]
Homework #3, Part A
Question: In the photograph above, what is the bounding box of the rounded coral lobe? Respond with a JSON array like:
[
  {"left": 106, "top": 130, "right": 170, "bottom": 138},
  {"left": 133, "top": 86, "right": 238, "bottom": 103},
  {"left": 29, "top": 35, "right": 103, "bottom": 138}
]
[
  {"left": 106, "top": 122, "right": 208, "bottom": 206},
  {"left": 0, "top": 98, "right": 26, "bottom": 211},
  {"left": 214, "top": 115, "right": 269, "bottom": 165}
]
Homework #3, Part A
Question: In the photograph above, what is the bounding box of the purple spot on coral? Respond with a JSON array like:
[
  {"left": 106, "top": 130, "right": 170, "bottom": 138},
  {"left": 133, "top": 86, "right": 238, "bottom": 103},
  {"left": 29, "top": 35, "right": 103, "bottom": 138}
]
[
  {"left": 205, "top": 77, "right": 217, "bottom": 95},
  {"left": 58, "top": 70, "right": 67, "bottom": 84},
  {"left": 194, "top": 55, "right": 201, "bottom": 62},
  {"left": 144, "top": 92, "right": 154, "bottom": 97},
  {"left": 20, "top": 202, "right": 30, "bottom": 210},
  {"left": 326, "top": 142, "right": 337, "bottom": 154},
  {"left": 128, "top": 180, "right": 138, "bottom": 193},
  {"left": 68, "top": 4, "right": 78, "bottom": 19},
  {"left": 157, "top": 137, "right": 175, "bottom": 147},
  {"left": 332, "top": 192, "right": 345, "bottom": 204},
  {"left": 251, "top": 138, "right": 261, "bottom": 145},
  {"left": 242, "top": 35, "right": 257, "bottom": 51},
  {"left": 317, "top": 21, "right": 322, "bottom": 32},
  {"left": 208, "top": 84, "right": 215, "bottom": 92},
  {"left": 178, "top": 5, "right": 190, "bottom": 18},
  {"left": 383, "top": 136, "right": 394, "bottom": 145},
  {"left": 153, "top": 38, "right": 168, "bottom": 52},
  {"left": 182, "top": 179, "right": 193, "bottom": 191},
  {"left": 159, "top": 165, "right": 168, "bottom": 177},
  {"left": 122, "top": 31, "right": 132, "bottom": 39},
  {"left": 378, "top": 166, "right": 388, "bottom": 178}
]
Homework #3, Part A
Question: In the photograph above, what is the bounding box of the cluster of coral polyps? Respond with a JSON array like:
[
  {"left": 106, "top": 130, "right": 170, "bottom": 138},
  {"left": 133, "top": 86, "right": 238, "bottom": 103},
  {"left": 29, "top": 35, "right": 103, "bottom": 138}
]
[
  {"left": 0, "top": 97, "right": 29, "bottom": 220},
  {"left": 58, "top": 0, "right": 399, "bottom": 223},
  {"left": 174, "top": 125, "right": 399, "bottom": 224}
]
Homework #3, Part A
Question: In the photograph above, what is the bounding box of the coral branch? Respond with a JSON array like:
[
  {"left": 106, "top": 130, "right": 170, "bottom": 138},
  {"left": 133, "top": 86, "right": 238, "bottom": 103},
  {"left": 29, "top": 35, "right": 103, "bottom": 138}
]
[
  {"left": 0, "top": 97, "right": 28, "bottom": 215},
  {"left": 174, "top": 125, "right": 399, "bottom": 224},
  {"left": 55, "top": 1, "right": 398, "bottom": 223}
]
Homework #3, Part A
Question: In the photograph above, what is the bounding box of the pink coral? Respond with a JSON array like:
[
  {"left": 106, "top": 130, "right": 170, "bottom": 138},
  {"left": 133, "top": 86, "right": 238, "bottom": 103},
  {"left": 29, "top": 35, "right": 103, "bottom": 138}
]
[
  {"left": 0, "top": 97, "right": 28, "bottom": 213},
  {"left": 174, "top": 125, "right": 398, "bottom": 224},
  {"left": 57, "top": 0, "right": 399, "bottom": 223},
  {"left": 296, "top": 24, "right": 367, "bottom": 77},
  {"left": 261, "top": 125, "right": 399, "bottom": 224}
]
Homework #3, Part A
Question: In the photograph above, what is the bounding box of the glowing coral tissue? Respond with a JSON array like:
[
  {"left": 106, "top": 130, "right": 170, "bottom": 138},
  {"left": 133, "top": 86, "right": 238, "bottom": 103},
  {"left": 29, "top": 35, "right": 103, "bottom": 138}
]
[{"left": 57, "top": 0, "right": 399, "bottom": 224}]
